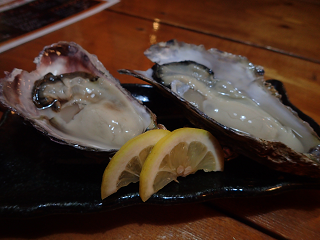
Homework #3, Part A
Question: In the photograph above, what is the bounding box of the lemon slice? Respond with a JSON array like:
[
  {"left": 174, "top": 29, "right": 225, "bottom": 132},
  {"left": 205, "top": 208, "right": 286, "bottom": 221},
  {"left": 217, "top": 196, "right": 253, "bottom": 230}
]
[
  {"left": 101, "top": 129, "right": 170, "bottom": 199},
  {"left": 139, "top": 128, "right": 224, "bottom": 202}
]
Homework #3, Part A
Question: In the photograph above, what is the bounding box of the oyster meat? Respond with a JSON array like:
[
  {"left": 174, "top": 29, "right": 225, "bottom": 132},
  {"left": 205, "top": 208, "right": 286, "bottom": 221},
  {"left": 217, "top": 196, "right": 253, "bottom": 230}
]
[
  {"left": 120, "top": 40, "right": 320, "bottom": 177},
  {"left": 0, "top": 42, "right": 157, "bottom": 152}
]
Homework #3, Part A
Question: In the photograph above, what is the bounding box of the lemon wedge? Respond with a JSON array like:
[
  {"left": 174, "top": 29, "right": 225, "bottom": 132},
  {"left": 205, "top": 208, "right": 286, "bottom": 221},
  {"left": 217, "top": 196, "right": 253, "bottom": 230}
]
[
  {"left": 139, "top": 128, "right": 224, "bottom": 202},
  {"left": 101, "top": 129, "right": 170, "bottom": 199}
]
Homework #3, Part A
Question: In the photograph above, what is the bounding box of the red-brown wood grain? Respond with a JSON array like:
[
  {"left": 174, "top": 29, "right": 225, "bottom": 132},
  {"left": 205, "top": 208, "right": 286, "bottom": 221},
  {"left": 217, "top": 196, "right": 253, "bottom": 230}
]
[
  {"left": 111, "top": 0, "right": 320, "bottom": 63},
  {"left": 0, "top": 204, "right": 275, "bottom": 240},
  {"left": 211, "top": 189, "right": 320, "bottom": 239},
  {"left": 1, "top": 10, "right": 319, "bottom": 123}
]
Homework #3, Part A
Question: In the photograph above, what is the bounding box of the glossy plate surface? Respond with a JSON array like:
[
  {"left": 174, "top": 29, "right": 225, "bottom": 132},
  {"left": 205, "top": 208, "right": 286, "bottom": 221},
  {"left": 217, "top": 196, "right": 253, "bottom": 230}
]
[{"left": 0, "top": 82, "right": 320, "bottom": 218}]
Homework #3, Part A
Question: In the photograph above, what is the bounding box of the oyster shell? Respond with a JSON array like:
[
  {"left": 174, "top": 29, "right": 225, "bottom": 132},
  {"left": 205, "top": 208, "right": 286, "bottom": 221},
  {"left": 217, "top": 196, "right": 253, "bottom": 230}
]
[
  {"left": 0, "top": 42, "right": 157, "bottom": 152},
  {"left": 119, "top": 40, "right": 320, "bottom": 177}
]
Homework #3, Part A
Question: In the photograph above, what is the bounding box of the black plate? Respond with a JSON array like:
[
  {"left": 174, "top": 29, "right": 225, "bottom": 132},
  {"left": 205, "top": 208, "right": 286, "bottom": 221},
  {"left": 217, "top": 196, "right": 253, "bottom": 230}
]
[{"left": 0, "top": 82, "right": 320, "bottom": 218}]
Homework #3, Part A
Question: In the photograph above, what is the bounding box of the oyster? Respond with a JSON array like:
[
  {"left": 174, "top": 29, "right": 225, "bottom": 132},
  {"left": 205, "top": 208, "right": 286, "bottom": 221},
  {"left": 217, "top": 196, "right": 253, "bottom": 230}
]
[
  {"left": 119, "top": 40, "right": 320, "bottom": 177},
  {"left": 0, "top": 42, "right": 157, "bottom": 152}
]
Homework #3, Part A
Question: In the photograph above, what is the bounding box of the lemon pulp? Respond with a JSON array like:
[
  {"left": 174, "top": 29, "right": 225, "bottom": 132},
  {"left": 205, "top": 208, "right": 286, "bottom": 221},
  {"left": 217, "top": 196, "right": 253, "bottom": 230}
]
[
  {"left": 139, "top": 128, "right": 224, "bottom": 202},
  {"left": 101, "top": 129, "right": 170, "bottom": 199}
]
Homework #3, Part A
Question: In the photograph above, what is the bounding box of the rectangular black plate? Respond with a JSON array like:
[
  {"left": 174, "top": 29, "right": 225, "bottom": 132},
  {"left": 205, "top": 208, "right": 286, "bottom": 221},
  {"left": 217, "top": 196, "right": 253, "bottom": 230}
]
[{"left": 0, "top": 83, "right": 320, "bottom": 218}]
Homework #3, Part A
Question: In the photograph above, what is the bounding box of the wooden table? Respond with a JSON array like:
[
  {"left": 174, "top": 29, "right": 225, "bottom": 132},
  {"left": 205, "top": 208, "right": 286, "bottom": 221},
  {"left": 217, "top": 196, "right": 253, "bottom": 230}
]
[{"left": 1, "top": 0, "right": 320, "bottom": 239}]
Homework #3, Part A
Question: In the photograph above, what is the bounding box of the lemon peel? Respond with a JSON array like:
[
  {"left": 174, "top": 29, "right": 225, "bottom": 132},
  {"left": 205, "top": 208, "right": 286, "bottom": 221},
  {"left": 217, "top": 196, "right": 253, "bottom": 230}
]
[
  {"left": 101, "top": 129, "right": 170, "bottom": 199},
  {"left": 139, "top": 128, "right": 224, "bottom": 202}
]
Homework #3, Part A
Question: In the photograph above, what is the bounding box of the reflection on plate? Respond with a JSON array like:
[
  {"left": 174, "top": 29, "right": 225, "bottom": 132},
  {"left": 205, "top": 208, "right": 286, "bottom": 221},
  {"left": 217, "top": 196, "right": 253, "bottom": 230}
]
[{"left": 0, "top": 82, "right": 320, "bottom": 218}]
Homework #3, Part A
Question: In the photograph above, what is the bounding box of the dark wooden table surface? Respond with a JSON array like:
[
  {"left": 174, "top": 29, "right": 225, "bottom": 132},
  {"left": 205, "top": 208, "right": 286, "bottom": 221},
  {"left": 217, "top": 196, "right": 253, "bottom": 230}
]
[{"left": 0, "top": 0, "right": 320, "bottom": 239}]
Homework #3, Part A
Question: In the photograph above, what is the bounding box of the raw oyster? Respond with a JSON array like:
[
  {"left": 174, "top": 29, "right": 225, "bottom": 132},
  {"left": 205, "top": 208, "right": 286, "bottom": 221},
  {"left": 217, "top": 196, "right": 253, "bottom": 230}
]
[
  {"left": 119, "top": 40, "right": 320, "bottom": 177},
  {"left": 0, "top": 42, "right": 157, "bottom": 152}
]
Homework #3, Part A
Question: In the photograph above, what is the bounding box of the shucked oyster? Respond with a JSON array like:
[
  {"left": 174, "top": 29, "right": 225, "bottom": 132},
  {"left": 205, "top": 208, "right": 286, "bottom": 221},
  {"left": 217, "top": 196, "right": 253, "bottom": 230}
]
[
  {"left": 120, "top": 40, "right": 320, "bottom": 177},
  {"left": 0, "top": 42, "right": 157, "bottom": 152}
]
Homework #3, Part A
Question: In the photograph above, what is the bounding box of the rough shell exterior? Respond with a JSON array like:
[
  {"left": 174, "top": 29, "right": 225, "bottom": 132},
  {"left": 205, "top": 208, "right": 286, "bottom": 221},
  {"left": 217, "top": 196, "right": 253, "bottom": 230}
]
[
  {"left": 0, "top": 42, "right": 157, "bottom": 152},
  {"left": 119, "top": 40, "right": 320, "bottom": 177}
]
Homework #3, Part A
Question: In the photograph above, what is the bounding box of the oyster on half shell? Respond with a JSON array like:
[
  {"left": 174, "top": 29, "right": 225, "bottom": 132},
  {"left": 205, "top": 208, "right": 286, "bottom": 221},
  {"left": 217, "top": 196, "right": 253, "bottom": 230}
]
[
  {"left": 0, "top": 42, "right": 157, "bottom": 152},
  {"left": 119, "top": 40, "right": 320, "bottom": 177}
]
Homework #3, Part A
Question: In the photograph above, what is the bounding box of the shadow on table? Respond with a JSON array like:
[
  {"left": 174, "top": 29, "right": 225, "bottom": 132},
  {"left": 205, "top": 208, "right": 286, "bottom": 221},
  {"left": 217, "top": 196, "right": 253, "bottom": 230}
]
[{"left": 0, "top": 202, "right": 224, "bottom": 238}]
